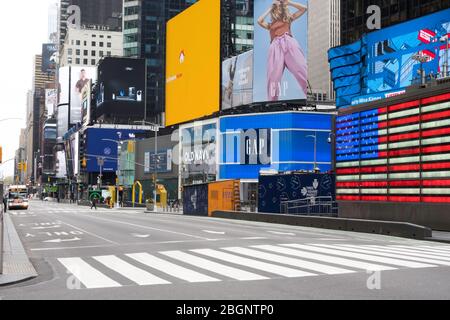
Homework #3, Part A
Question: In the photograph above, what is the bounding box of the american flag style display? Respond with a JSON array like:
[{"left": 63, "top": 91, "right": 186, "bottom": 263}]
[{"left": 336, "top": 92, "right": 450, "bottom": 203}]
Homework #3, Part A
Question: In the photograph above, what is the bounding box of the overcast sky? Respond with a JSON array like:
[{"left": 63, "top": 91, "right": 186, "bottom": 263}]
[{"left": 0, "top": 0, "right": 57, "bottom": 179}]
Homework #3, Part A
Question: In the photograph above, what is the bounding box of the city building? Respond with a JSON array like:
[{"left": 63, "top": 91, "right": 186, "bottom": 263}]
[
  {"left": 340, "top": 0, "right": 450, "bottom": 45},
  {"left": 123, "top": 0, "right": 196, "bottom": 123},
  {"left": 59, "top": 0, "right": 123, "bottom": 46},
  {"left": 48, "top": 2, "right": 59, "bottom": 43},
  {"left": 14, "top": 129, "right": 27, "bottom": 184},
  {"left": 308, "top": 0, "right": 340, "bottom": 101},
  {"left": 59, "top": 27, "right": 123, "bottom": 67}
]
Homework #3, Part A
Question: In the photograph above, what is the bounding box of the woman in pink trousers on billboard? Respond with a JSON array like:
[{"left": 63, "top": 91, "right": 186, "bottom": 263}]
[{"left": 258, "top": 0, "right": 308, "bottom": 101}]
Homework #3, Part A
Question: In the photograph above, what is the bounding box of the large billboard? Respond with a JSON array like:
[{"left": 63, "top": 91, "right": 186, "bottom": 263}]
[
  {"left": 96, "top": 57, "right": 146, "bottom": 120},
  {"left": 45, "top": 89, "right": 57, "bottom": 118},
  {"left": 328, "top": 8, "right": 450, "bottom": 109},
  {"left": 58, "top": 66, "right": 97, "bottom": 125},
  {"left": 42, "top": 43, "right": 58, "bottom": 74},
  {"left": 253, "top": 0, "right": 309, "bottom": 103},
  {"left": 222, "top": 50, "right": 253, "bottom": 110},
  {"left": 166, "top": 0, "right": 221, "bottom": 126},
  {"left": 365, "top": 9, "right": 450, "bottom": 94}
]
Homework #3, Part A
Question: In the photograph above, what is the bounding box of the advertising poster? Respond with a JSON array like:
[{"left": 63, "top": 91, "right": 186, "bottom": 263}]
[
  {"left": 253, "top": 0, "right": 309, "bottom": 103},
  {"left": 45, "top": 89, "right": 57, "bottom": 117},
  {"left": 70, "top": 67, "right": 96, "bottom": 124},
  {"left": 57, "top": 104, "right": 68, "bottom": 139},
  {"left": 42, "top": 43, "right": 58, "bottom": 73},
  {"left": 81, "top": 80, "right": 92, "bottom": 127},
  {"left": 366, "top": 9, "right": 450, "bottom": 94},
  {"left": 96, "top": 57, "right": 146, "bottom": 119},
  {"left": 166, "top": 0, "right": 221, "bottom": 126},
  {"left": 222, "top": 50, "right": 254, "bottom": 110}
]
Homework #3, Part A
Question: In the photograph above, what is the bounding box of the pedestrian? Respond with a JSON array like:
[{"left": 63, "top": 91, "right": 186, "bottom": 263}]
[
  {"left": 91, "top": 197, "right": 98, "bottom": 210},
  {"left": 3, "top": 194, "right": 8, "bottom": 212}
]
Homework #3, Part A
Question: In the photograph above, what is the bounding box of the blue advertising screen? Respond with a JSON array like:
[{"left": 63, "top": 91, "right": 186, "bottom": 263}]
[
  {"left": 219, "top": 112, "right": 332, "bottom": 180},
  {"left": 85, "top": 128, "right": 145, "bottom": 173}
]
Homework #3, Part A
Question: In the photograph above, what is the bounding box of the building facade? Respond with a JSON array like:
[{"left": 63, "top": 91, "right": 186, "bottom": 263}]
[
  {"left": 308, "top": 0, "right": 340, "bottom": 101},
  {"left": 60, "top": 27, "right": 123, "bottom": 67},
  {"left": 340, "top": 0, "right": 450, "bottom": 45},
  {"left": 123, "top": 0, "right": 196, "bottom": 123}
]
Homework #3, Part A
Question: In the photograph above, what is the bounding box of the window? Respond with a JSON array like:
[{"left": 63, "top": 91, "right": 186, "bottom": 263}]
[
  {"left": 68, "top": 48, "right": 73, "bottom": 55},
  {"left": 107, "top": 35, "right": 111, "bottom": 39},
  {"left": 91, "top": 50, "right": 96, "bottom": 56},
  {"left": 91, "top": 59, "right": 96, "bottom": 66},
  {"left": 84, "top": 41, "right": 87, "bottom": 46},
  {"left": 76, "top": 40, "right": 80, "bottom": 45},
  {"left": 76, "top": 49, "right": 81, "bottom": 56},
  {"left": 92, "top": 34, "right": 96, "bottom": 38},
  {"left": 100, "top": 35, "right": 104, "bottom": 38},
  {"left": 92, "top": 41, "right": 96, "bottom": 47},
  {"left": 68, "top": 57, "right": 73, "bottom": 64},
  {"left": 100, "top": 42, "right": 104, "bottom": 47},
  {"left": 107, "top": 42, "right": 112, "bottom": 48},
  {"left": 83, "top": 58, "right": 88, "bottom": 65},
  {"left": 84, "top": 50, "right": 88, "bottom": 56},
  {"left": 107, "top": 51, "right": 111, "bottom": 56},
  {"left": 76, "top": 58, "right": 80, "bottom": 64},
  {"left": 99, "top": 51, "right": 104, "bottom": 57},
  {"left": 71, "top": 40, "right": 74, "bottom": 45}
]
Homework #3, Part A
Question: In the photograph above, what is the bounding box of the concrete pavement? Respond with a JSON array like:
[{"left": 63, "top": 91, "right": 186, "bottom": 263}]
[{"left": 0, "top": 201, "right": 449, "bottom": 300}]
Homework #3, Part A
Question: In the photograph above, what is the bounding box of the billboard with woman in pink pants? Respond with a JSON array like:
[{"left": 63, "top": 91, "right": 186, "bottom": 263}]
[{"left": 254, "top": 0, "right": 308, "bottom": 102}]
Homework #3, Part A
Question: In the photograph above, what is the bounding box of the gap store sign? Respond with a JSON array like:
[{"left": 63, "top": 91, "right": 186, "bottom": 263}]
[{"left": 219, "top": 112, "right": 333, "bottom": 180}]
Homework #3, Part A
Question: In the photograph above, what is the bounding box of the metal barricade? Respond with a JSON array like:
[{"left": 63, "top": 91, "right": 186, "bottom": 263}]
[{"left": 280, "top": 196, "right": 338, "bottom": 217}]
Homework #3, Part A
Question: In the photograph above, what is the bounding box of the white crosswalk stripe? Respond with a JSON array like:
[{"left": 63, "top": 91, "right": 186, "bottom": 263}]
[
  {"left": 391, "top": 245, "right": 450, "bottom": 256},
  {"left": 127, "top": 253, "right": 221, "bottom": 283},
  {"left": 58, "top": 243, "right": 446, "bottom": 290},
  {"left": 93, "top": 255, "right": 171, "bottom": 286},
  {"left": 59, "top": 258, "right": 121, "bottom": 289},
  {"left": 191, "top": 249, "right": 316, "bottom": 278},
  {"left": 251, "top": 245, "right": 396, "bottom": 271},
  {"left": 161, "top": 251, "right": 269, "bottom": 281},
  {"left": 407, "top": 246, "right": 450, "bottom": 254},
  {"left": 222, "top": 247, "right": 355, "bottom": 275},
  {"left": 282, "top": 244, "right": 436, "bottom": 268}
]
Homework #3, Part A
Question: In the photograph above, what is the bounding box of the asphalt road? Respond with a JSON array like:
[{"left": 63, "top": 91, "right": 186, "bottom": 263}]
[{"left": 1, "top": 201, "right": 450, "bottom": 300}]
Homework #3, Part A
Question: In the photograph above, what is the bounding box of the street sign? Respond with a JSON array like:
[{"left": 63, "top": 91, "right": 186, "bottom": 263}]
[{"left": 97, "top": 157, "right": 105, "bottom": 167}]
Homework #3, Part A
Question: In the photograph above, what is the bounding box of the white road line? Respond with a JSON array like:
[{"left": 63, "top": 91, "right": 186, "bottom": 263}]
[
  {"left": 70, "top": 214, "right": 211, "bottom": 241},
  {"left": 127, "top": 253, "right": 220, "bottom": 283},
  {"left": 390, "top": 246, "right": 450, "bottom": 257},
  {"left": 59, "top": 221, "right": 119, "bottom": 245},
  {"left": 241, "top": 237, "right": 268, "bottom": 240},
  {"left": 268, "top": 231, "right": 296, "bottom": 236},
  {"left": 418, "top": 246, "right": 450, "bottom": 253},
  {"left": 361, "top": 245, "right": 450, "bottom": 261},
  {"left": 294, "top": 244, "right": 436, "bottom": 269},
  {"left": 94, "top": 255, "right": 170, "bottom": 286},
  {"left": 252, "top": 245, "right": 396, "bottom": 271},
  {"left": 335, "top": 245, "right": 450, "bottom": 266},
  {"left": 31, "top": 244, "right": 117, "bottom": 251},
  {"left": 192, "top": 249, "right": 316, "bottom": 278},
  {"left": 203, "top": 230, "right": 226, "bottom": 235},
  {"left": 223, "top": 247, "right": 354, "bottom": 275},
  {"left": 161, "top": 251, "right": 268, "bottom": 281},
  {"left": 58, "top": 258, "right": 121, "bottom": 289},
  {"left": 409, "top": 246, "right": 450, "bottom": 254}
]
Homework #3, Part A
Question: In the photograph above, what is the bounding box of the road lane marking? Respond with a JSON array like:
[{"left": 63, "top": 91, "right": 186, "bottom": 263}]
[
  {"left": 394, "top": 246, "right": 450, "bottom": 255},
  {"left": 127, "top": 253, "right": 220, "bottom": 283},
  {"left": 203, "top": 230, "right": 226, "bottom": 235},
  {"left": 94, "top": 255, "right": 170, "bottom": 286},
  {"left": 161, "top": 251, "right": 268, "bottom": 281},
  {"left": 353, "top": 245, "right": 450, "bottom": 261},
  {"left": 285, "top": 244, "right": 436, "bottom": 269},
  {"left": 131, "top": 234, "right": 151, "bottom": 238},
  {"left": 31, "top": 244, "right": 117, "bottom": 251},
  {"left": 58, "top": 258, "right": 121, "bottom": 289},
  {"left": 252, "top": 245, "right": 396, "bottom": 271},
  {"left": 192, "top": 249, "right": 316, "bottom": 278},
  {"left": 58, "top": 221, "right": 119, "bottom": 245},
  {"left": 44, "top": 237, "right": 81, "bottom": 244},
  {"left": 268, "top": 231, "right": 296, "bottom": 236},
  {"left": 223, "top": 247, "right": 354, "bottom": 275}
]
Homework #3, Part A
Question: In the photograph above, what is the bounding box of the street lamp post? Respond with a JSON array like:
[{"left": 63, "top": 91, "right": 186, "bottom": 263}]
[{"left": 307, "top": 132, "right": 319, "bottom": 172}]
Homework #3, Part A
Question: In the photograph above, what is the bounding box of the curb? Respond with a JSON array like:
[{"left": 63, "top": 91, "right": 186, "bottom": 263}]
[{"left": 0, "top": 213, "right": 38, "bottom": 287}]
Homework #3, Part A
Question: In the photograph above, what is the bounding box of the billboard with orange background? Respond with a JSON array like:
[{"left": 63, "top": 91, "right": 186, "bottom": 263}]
[{"left": 165, "top": 0, "right": 221, "bottom": 126}]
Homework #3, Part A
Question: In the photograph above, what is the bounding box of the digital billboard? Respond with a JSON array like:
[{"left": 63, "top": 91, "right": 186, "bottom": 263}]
[
  {"left": 45, "top": 89, "right": 57, "bottom": 117},
  {"left": 166, "top": 0, "right": 221, "bottom": 126},
  {"left": 253, "top": 0, "right": 308, "bottom": 103},
  {"left": 58, "top": 66, "right": 97, "bottom": 125},
  {"left": 328, "top": 8, "right": 450, "bottom": 109},
  {"left": 57, "top": 104, "right": 68, "bottom": 139},
  {"left": 365, "top": 8, "right": 450, "bottom": 94},
  {"left": 81, "top": 80, "right": 92, "bottom": 127},
  {"left": 96, "top": 57, "right": 146, "bottom": 120},
  {"left": 222, "top": 50, "right": 253, "bottom": 110},
  {"left": 42, "top": 43, "right": 58, "bottom": 74}
]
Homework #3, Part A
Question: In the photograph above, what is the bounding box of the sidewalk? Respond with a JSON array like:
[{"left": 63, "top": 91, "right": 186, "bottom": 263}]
[
  {"left": 0, "top": 212, "right": 38, "bottom": 286},
  {"left": 426, "top": 231, "right": 450, "bottom": 244}
]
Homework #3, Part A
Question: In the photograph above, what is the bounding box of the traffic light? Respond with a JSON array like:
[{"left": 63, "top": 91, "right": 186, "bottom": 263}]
[{"left": 17, "top": 162, "right": 23, "bottom": 171}]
